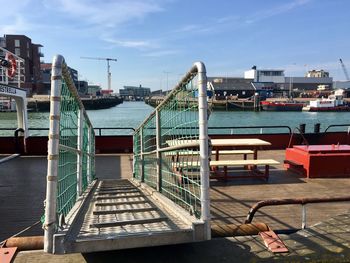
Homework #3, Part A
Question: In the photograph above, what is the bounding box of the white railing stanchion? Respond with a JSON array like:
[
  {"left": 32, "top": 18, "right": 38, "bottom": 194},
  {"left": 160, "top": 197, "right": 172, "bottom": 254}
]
[
  {"left": 44, "top": 54, "right": 96, "bottom": 254},
  {"left": 140, "top": 128, "right": 145, "bottom": 182},
  {"left": 156, "top": 109, "right": 162, "bottom": 192},
  {"left": 44, "top": 55, "right": 64, "bottom": 253},
  {"left": 77, "top": 109, "right": 84, "bottom": 196},
  {"left": 87, "top": 126, "right": 92, "bottom": 183},
  {"left": 196, "top": 62, "right": 211, "bottom": 240}
]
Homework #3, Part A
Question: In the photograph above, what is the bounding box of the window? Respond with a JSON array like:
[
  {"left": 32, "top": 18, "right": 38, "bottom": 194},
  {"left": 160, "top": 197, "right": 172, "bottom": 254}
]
[
  {"left": 27, "top": 42, "right": 29, "bottom": 49},
  {"left": 15, "top": 48, "right": 21, "bottom": 56},
  {"left": 14, "top": 39, "right": 20, "bottom": 47},
  {"left": 27, "top": 49, "right": 30, "bottom": 58}
]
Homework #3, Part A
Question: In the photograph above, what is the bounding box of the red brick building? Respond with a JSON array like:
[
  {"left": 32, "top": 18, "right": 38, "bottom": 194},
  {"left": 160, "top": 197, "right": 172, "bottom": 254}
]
[{"left": 0, "top": 34, "right": 44, "bottom": 95}]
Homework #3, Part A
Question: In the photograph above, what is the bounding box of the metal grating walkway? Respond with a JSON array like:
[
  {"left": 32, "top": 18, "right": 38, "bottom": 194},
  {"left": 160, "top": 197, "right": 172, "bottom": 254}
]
[{"left": 53, "top": 179, "right": 206, "bottom": 254}]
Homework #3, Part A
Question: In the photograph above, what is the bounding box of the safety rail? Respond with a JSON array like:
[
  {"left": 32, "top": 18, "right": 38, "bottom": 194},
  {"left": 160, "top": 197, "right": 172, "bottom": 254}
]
[
  {"left": 133, "top": 62, "right": 211, "bottom": 239},
  {"left": 44, "top": 55, "right": 95, "bottom": 253},
  {"left": 324, "top": 124, "right": 350, "bottom": 133},
  {"left": 245, "top": 196, "right": 350, "bottom": 230},
  {"left": 0, "top": 127, "right": 135, "bottom": 136},
  {"left": 0, "top": 125, "right": 296, "bottom": 136},
  {"left": 208, "top": 125, "right": 292, "bottom": 135},
  {"left": 94, "top": 127, "right": 135, "bottom": 136}
]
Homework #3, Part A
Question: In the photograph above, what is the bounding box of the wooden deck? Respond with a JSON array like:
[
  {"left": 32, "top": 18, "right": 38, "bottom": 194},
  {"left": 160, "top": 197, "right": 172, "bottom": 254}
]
[{"left": 1, "top": 150, "right": 350, "bottom": 261}]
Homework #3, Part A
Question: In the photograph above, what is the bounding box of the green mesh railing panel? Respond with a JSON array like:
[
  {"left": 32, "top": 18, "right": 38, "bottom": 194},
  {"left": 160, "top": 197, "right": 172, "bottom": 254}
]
[
  {"left": 57, "top": 81, "right": 79, "bottom": 217},
  {"left": 55, "top": 80, "right": 96, "bottom": 218},
  {"left": 57, "top": 148, "right": 77, "bottom": 216},
  {"left": 159, "top": 76, "right": 202, "bottom": 217},
  {"left": 134, "top": 72, "right": 208, "bottom": 219},
  {"left": 81, "top": 120, "right": 89, "bottom": 191},
  {"left": 142, "top": 114, "right": 157, "bottom": 188},
  {"left": 133, "top": 130, "right": 141, "bottom": 180},
  {"left": 90, "top": 130, "right": 96, "bottom": 180}
]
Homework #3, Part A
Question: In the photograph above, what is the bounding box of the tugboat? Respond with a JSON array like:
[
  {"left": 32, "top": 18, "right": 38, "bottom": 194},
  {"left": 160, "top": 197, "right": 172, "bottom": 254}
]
[
  {"left": 302, "top": 93, "right": 350, "bottom": 112},
  {"left": 261, "top": 100, "right": 305, "bottom": 111}
]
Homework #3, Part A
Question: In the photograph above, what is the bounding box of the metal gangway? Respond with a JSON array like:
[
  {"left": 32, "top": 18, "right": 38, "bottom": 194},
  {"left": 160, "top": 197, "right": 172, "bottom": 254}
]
[{"left": 44, "top": 55, "right": 211, "bottom": 254}]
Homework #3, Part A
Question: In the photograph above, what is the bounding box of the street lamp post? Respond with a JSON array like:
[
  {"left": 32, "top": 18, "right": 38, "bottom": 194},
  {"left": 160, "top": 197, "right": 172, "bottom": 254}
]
[
  {"left": 163, "top": 71, "right": 171, "bottom": 92},
  {"left": 289, "top": 76, "right": 293, "bottom": 98}
]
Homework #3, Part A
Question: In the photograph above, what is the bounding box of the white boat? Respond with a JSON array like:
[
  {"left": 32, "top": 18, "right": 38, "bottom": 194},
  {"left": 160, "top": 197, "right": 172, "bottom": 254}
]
[{"left": 302, "top": 93, "right": 350, "bottom": 112}]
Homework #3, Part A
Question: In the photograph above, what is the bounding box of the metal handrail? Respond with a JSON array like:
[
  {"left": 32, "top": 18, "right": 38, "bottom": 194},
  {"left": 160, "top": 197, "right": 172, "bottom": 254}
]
[
  {"left": 287, "top": 127, "right": 309, "bottom": 148},
  {"left": 0, "top": 127, "right": 135, "bottom": 136},
  {"left": 208, "top": 125, "right": 292, "bottom": 135},
  {"left": 134, "top": 125, "right": 292, "bottom": 134},
  {"left": 93, "top": 127, "right": 135, "bottom": 136},
  {"left": 245, "top": 196, "right": 350, "bottom": 229},
  {"left": 0, "top": 128, "right": 49, "bottom": 131},
  {"left": 324, "top": 124, "right": 350, "bottom": 133}
]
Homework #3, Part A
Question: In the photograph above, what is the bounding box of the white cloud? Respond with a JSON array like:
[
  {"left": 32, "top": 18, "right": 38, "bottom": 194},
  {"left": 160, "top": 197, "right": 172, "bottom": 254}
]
[
  {"left": 143, "top": 49, "right": 179, "bottom": 57},
  {"left": 175, "top": 0, "right": 312, "bottom": 35},
  {"left": 0, "top": 15, "right": 35, "bottom": 34},
  {"left": 103, "top": 37, "right": 158, "bottom": 49},
  {"left": 45, "top": 0, "right": 163, "bottom": 29},
  {"left": 246, "top": 0, "right": 312, "bottom": 24},
  {"left": 175, "top": 24, "right": 201, "bottom": 33}
]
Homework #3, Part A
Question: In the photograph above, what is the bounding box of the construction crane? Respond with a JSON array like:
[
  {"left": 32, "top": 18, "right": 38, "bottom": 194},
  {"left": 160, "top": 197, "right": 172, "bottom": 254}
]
[
  {"left": 339, "top": 58, "right": 350, "bottom": 81},
  {"left": 80, "top": 56, "right": 118, "bottom": 90}
]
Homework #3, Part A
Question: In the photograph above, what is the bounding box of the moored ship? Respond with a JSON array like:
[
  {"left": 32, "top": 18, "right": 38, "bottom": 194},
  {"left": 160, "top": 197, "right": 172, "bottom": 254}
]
[
  {"left": 261, "top": 100, "right": 305, "bottom": 111},
  {"left": 302, "top": 94, "right": 350, "bottom": 112}
]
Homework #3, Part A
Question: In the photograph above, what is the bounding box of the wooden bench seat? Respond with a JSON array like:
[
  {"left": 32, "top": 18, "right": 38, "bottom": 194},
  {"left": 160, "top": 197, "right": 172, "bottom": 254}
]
[
  {"left": 210, "top": 159, "right": 279, "bottom": 167},
  {"left": 173, "top": 159, "right": 278, "bottom": 167},
  {"left": 212, "top": 150, "right": 254, "bottom": 155},
  {"left": 173, "top": 159, "right": 279, "bottom": 181},
  {"left": 211, "top": 159, "right": 279, "bottom": 181},
  {"left": 164, "top": 150, "right": 254, "bottom": 161}
]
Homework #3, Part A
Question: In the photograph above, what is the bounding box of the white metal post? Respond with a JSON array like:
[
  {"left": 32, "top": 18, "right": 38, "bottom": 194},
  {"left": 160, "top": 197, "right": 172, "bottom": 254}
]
[
  {"left": 44, "top": 55, "right": 64, "bottom": 253},
  {"left": 195, "top": 62, "right": 211, "bottom": 240},
  {"left": 156, "top": 109, "right": 162, "bottom": 192},
  {"left": 87, "top": 126, "right": 92, "bottom": 183},
  {"left": 302, "top": 204, "right": 307, "bottom": 229},
  {"left": 77, "top": 109, "right": 84, "bottom": 195},
  {"left": 140, "top": 128, "right": 145, "bottom": 182}
]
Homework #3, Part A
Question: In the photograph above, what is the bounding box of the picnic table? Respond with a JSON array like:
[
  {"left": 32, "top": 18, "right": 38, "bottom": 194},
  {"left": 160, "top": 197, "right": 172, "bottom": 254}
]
[
  {"left": 210, "top": 138, "right": 271, "bottom": 160},
  {"left": 166, "top": 138, "right": 278, "bottom": 181}
]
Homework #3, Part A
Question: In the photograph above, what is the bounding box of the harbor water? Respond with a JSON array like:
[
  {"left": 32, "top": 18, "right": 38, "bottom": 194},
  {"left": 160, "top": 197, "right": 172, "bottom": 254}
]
[{"left": 0, "top": 101, "right": 350, "bottom": 136}]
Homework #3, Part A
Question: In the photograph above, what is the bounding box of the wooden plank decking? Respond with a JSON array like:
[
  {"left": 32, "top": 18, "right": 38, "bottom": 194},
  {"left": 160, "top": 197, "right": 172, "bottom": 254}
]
[{"left": 2, "top": 151, "right": 350, "bottom": 260}]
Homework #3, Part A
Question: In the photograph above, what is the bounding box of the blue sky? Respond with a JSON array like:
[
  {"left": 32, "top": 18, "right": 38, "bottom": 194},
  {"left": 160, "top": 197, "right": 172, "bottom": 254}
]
[{"left": 1, "top": 0, "right": 349, "bottom": 92}]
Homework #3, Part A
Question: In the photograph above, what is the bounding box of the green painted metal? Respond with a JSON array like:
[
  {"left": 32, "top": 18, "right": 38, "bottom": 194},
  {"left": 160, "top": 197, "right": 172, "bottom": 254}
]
[
  {"left": 56, "top": 81, "right": 96, "bottom": 217},
  {"left": 134, "top": 71, "right": 211, "bottom": 219}
]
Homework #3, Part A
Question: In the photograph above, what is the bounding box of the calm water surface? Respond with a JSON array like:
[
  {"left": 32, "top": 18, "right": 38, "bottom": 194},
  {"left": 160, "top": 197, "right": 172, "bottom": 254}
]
[{"left": 0, "top": 101, "right": 349, "bottom": 135}]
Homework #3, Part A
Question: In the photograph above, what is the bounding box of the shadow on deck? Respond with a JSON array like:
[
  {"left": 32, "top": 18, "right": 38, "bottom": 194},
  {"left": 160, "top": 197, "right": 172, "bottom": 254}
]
[{"left": 2, "top": 150, "right": 350, "bottom": 261}]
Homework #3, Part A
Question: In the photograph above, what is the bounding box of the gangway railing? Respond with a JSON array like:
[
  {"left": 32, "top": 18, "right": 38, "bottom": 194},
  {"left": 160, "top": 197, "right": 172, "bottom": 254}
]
[
  {"left": 44, "top": 55, "right": 95, "bottom": 253},
  {"left": 133, "top": 62, "right": 211, "bottom": 240}
]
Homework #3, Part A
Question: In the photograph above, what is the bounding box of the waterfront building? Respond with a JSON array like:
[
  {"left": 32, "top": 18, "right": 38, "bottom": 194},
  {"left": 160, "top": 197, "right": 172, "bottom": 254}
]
[
  {"left": 244, "top": 66, "right": 333, "bottom": 97},
  {"left": 119, "top": 85, "right": 151, "bottom": 100},
  {"left": 77, "top": 81, "right": 89, "bottom": 96},
  {"left": 208, "top": 77, "right": 255, "bottom": 99},
  {"left": 307, "top": 70, "right": 329, "bottom": 78},
  {"left": 87, "top": 84, "right": 102, "bottom": 96},
  {"left": 150, "top": 89, "right": 167, "bottom": 97},
  {"left": 244, "top": 66, "right": 285, "bottom": 83},
  {"left": 0, "top": 34, "right": 44, "bottom": 95},
  {"left": 41, "top": 63, "right": 84, "bottom": 95}
]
